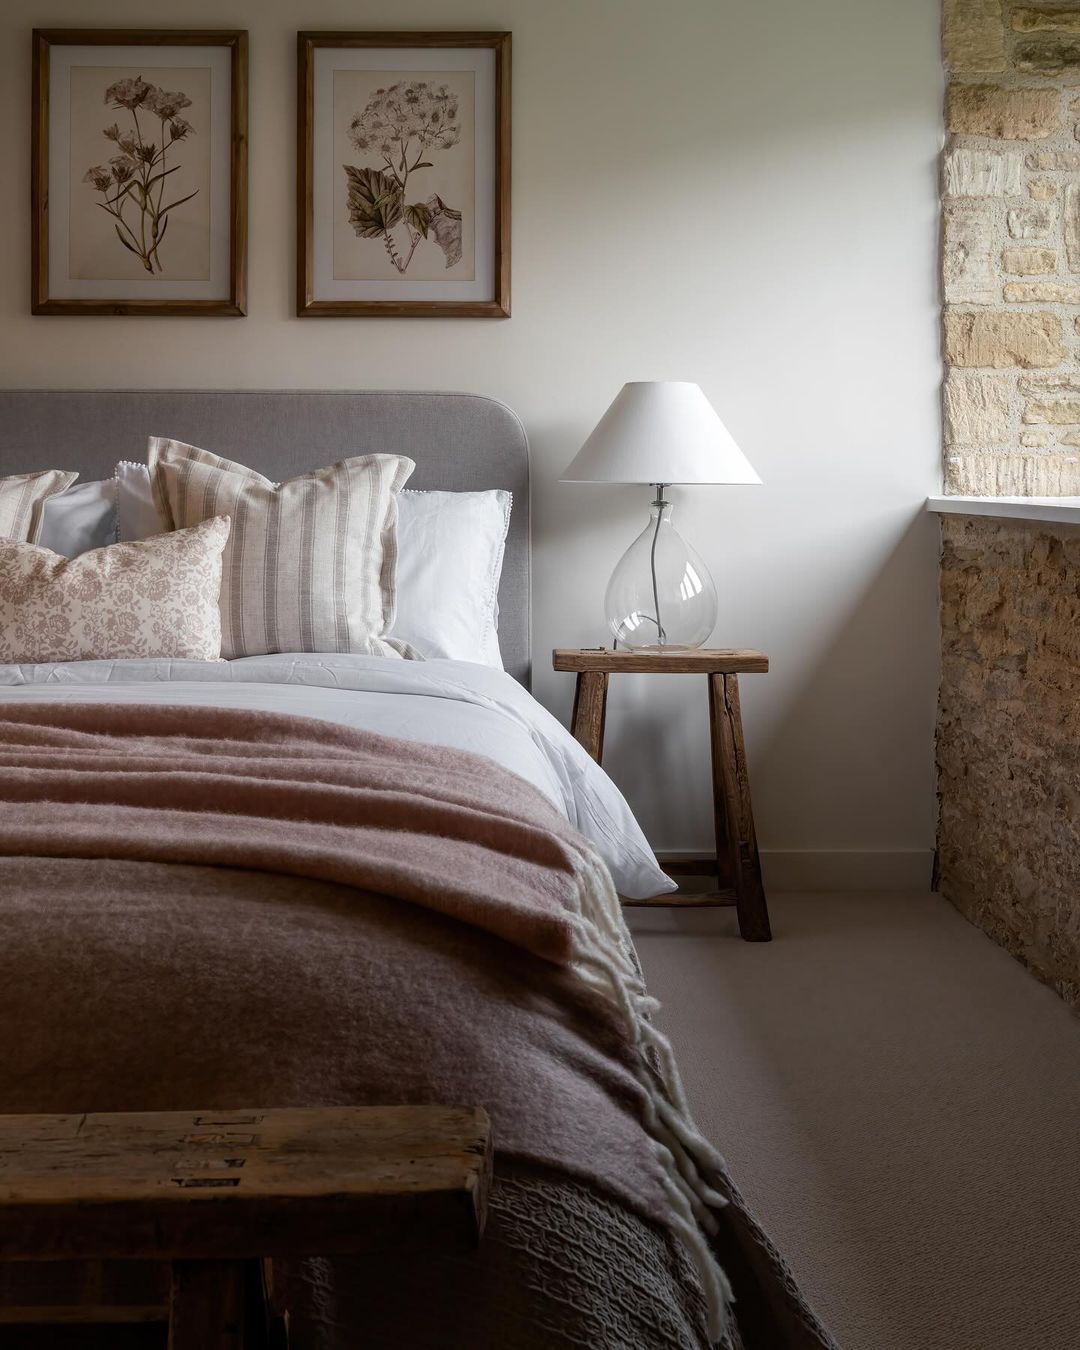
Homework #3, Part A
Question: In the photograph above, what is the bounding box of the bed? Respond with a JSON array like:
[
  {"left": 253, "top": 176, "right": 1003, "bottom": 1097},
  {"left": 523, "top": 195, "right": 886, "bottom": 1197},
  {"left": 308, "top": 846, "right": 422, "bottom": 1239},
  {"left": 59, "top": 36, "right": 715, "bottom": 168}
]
[{"left": 0, "top": 390, "right": 835, "bottom": 1350}]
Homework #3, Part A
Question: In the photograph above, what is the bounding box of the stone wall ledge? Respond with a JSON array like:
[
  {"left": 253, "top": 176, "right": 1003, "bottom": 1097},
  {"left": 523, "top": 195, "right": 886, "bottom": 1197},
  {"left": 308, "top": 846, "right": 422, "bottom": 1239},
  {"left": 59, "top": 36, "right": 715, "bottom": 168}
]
[{"left": 927, "top": 493, "right": 1080, "bottom": 525}]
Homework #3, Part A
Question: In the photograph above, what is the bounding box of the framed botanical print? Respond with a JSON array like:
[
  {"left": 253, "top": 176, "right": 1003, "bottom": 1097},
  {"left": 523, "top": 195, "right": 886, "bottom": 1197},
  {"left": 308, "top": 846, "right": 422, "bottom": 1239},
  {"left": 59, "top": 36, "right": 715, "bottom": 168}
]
[
  {"left": 298, "top": 31, "right": 510, "bottom": 318},
  {"left": 32, "top": 29, "right": 247, "bottom": 316}
]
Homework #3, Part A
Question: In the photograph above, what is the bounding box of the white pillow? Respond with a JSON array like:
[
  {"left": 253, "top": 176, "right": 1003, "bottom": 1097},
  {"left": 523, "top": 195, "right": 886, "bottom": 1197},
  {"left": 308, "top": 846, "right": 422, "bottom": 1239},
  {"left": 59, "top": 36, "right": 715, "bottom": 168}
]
[
  {"left": 117, "top": 462, "right": 511, "bottom": 669},
  {"left": 38, "top": 479, "right": 117, "bottom": 557},
  {"left": 390, "top": 489, "right": 510, "bottom": 668}
]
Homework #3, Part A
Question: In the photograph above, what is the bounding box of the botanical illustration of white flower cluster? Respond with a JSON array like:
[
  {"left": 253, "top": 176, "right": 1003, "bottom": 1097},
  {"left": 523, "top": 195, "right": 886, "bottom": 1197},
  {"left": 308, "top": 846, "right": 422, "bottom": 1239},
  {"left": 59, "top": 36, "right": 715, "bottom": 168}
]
[
  {"left": 83, "top": 77, "right": 197, "bottom": 274},
  {"left": 343, "top": 80, "right": 464, "bottom": 274}
]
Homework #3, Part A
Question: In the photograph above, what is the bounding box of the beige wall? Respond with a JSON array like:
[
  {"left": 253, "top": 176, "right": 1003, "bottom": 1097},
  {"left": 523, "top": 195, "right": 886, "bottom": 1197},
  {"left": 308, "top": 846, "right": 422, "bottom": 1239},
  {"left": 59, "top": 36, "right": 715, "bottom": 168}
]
[{"left": 0, "top": 0, "right": 943, "bottom": 879}]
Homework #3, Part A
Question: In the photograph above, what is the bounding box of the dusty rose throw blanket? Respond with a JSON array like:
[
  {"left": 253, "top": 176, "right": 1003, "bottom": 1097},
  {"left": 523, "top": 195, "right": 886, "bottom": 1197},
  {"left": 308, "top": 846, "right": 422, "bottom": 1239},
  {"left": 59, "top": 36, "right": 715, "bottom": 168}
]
[{"left": 0, "top": 703, "right": 735, "bottom": 1338}]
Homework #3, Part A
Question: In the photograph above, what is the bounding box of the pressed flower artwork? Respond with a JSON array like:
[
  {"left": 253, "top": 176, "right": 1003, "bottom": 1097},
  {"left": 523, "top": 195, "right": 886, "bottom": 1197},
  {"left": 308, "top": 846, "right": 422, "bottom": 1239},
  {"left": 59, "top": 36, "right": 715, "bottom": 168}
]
[
  {"left": 72, "top": 66, "right": 211, "bottom": 281},
  {"left": 334, "top": 72, "right": 475, "bottom": 282},
  {"left": 32, "top": 31, "right": 247, "bottom": 315},
  {"left": 299, "top": 33, "right": 510, "bottom": 316}
]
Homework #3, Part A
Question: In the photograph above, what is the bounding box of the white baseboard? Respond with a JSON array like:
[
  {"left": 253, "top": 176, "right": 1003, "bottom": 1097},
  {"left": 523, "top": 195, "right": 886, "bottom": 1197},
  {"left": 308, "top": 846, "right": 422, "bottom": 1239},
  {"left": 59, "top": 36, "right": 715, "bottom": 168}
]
[
  {"left": 658, "top": 849, "right": 935, "bottom": 892},
  {"left": 761, "top": 849, "right": 934, "bottom": 892}
]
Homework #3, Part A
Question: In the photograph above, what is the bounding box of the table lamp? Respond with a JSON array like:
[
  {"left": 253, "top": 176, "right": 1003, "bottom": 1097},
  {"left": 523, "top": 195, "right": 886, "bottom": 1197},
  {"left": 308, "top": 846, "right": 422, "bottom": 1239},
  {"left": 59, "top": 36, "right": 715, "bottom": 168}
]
[{"left": 561, "top": 381, "right": 761, "bottom": 650}]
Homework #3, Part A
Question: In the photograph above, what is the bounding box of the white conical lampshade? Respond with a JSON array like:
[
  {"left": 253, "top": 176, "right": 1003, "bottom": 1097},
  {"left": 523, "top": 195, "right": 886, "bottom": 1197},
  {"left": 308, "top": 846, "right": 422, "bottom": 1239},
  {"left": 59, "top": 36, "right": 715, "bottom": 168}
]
[{"left": 561, "top": 381, "right": 761, "bottom": 485}]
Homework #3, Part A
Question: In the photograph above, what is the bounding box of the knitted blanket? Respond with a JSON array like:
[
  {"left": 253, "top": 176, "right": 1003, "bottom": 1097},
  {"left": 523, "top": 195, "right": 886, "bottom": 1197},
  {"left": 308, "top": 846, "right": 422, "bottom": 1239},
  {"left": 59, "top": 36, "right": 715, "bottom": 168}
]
[{"left": 0, "top": 703, "right": 733, "bottom": 1338}]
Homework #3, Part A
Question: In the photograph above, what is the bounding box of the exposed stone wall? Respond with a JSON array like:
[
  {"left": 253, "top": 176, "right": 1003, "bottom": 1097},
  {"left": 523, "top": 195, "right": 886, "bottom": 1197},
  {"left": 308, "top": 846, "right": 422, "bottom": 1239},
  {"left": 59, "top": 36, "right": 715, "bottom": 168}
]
[
  {"left": 939, "top": 4, "right": 1080, "bottom": 1007},
  {"left": 943, "top": 1, "right": 1080, "bottom": 493},
  {"left": 937, "top": 515, "right": 1080, "bottom": 1008}
]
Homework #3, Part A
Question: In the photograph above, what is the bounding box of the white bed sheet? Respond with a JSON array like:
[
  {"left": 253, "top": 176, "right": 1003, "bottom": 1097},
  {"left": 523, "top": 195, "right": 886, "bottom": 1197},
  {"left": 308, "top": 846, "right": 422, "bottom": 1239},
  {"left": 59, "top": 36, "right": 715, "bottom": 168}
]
[{"left": 0, "top": 654, "right": 675, "bottom": 901}]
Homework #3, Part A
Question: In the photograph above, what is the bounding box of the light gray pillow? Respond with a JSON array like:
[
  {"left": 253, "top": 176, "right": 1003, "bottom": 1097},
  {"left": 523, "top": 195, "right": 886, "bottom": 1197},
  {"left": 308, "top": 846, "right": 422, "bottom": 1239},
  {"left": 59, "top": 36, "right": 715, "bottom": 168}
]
[{"left": 38, "top": 478, "right": 117, "bottom": 557}]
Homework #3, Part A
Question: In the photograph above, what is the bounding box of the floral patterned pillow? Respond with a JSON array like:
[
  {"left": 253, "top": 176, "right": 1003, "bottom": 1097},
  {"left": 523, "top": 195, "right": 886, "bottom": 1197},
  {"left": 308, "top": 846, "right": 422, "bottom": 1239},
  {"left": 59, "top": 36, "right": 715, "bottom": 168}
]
[{"left": 0, "top": 516, "right": 230, "bottom": 664}]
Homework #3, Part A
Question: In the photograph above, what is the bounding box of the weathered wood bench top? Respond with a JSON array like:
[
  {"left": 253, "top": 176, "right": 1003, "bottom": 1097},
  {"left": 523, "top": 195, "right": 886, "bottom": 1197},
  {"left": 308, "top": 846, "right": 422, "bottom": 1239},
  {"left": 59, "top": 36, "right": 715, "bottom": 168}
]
[{"left": 0, "top": 1105, "right": 493, "bottom": 1263}]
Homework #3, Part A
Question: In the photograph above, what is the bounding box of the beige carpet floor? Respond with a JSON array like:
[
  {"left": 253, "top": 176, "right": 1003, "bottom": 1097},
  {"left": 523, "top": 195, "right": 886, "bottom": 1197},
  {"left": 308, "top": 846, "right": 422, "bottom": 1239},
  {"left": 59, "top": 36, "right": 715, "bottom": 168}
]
[{"left": 629, "top": 893, "right": 1080, "bottom": 1350}]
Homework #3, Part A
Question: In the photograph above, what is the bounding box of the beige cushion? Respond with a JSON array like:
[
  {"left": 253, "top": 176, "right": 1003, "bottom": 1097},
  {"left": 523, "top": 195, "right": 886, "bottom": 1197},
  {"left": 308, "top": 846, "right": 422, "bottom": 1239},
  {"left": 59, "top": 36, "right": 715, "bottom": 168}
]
[
  {"left": 0, "top": 471, "right": 78, "bottom": 543},
  {"left": 147, "top": 438, "right": 415, "bottom": 660},
  {"left": 0, "top": 517, "right": 229, "bottom": 664}
]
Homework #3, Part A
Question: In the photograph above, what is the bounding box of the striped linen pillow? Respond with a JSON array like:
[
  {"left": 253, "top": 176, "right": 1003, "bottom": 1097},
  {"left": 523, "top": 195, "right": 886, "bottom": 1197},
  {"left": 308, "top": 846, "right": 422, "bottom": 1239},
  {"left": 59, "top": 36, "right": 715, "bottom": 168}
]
[
  {"left": 147, "top": 438, "right": 416, "bottom": 660},
  {"left": 0, "top": 471, "right": 78, "bottom": 543}
]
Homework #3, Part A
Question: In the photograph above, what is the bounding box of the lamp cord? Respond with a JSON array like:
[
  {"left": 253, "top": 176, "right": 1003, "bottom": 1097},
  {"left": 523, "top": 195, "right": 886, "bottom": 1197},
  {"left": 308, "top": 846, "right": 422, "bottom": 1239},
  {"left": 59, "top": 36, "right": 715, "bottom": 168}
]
[
  {"left": 649, "top": 483, "right": 667, "bottom": 646},
  {"left": 612, "top": 483, "right": 668, "bottom": 650}
]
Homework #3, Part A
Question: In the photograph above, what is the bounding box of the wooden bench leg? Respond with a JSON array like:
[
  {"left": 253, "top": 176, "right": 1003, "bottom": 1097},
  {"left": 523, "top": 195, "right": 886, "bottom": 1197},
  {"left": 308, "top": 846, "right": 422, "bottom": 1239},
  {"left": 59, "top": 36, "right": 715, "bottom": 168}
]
[
  {"left": 709, "top": 673, "right": 772, "bottom": 942},
  {"left": 261, "top": 1258, "right": 290, "bottom": 1349},
  {"left": 570, "top": 670, "right": 609, "bottom": 763},
  {"left": 169, "top": 1259, "right": 248, "bottom": 1350}
]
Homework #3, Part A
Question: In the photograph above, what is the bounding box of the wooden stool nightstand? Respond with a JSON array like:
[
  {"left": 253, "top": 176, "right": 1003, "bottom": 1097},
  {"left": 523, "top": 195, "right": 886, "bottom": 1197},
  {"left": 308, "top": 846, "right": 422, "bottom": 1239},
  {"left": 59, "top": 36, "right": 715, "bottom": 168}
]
[{"left": 553, "top": 647, "right": 772, "bottom": 942}]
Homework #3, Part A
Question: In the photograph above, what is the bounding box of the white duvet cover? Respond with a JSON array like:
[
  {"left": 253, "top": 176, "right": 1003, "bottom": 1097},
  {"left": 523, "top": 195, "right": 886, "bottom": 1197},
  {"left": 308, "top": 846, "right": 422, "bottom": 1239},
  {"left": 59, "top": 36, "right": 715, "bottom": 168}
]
[{"left": 0, "top": 654, "right": 675, "bottom": 901}]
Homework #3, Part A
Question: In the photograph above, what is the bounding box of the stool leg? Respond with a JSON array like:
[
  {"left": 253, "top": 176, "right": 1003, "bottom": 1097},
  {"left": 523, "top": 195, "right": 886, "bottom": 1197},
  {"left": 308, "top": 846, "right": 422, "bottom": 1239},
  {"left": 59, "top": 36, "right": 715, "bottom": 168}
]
[
  {"left": 709, "top": 673, "right": 771, "bottom": 941},
  {"left": 570, "top": 671, "right": 609, "bottom": 763},
  {"left": 169, "top": 1259, "right": 247, "bottom": 1350}
]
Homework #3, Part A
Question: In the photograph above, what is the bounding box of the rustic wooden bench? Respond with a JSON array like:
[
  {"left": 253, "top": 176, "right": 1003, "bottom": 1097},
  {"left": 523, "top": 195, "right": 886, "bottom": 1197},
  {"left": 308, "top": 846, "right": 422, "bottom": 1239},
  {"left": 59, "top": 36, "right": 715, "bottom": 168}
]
[{"left": 0, "top": 1105, "right": 492, "bottom": 1348}]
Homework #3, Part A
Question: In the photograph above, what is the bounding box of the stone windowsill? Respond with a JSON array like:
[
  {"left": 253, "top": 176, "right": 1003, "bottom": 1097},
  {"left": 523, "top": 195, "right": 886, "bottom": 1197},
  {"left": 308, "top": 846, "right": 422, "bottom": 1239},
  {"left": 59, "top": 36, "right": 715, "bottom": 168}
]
[{"left": 927, "top": 495, "right": 1080, "bottom": 526}]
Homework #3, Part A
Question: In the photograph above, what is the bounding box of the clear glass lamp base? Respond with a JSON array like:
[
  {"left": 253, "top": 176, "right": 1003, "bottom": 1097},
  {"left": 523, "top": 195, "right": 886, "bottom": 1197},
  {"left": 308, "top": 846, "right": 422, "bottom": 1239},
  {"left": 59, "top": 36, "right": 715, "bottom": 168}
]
[{"left": 604, "top": 497, "right": 718, "bottom": 651}]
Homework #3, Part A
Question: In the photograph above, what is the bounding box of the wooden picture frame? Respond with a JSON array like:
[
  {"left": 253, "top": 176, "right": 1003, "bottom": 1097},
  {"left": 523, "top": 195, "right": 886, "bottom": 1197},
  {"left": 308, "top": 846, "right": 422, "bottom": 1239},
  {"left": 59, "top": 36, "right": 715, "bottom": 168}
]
[
  {"left": 297, "top": 31, "right": 510, "bottom": 318},
  {"left": 32, "top": 29, "right": 247, "bottom": 316}
]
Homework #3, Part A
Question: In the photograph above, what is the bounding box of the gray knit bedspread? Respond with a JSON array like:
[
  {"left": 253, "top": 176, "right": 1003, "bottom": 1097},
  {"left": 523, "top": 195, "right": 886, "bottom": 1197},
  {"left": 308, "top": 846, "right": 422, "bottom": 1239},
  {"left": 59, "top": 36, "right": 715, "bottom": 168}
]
[{"left": 279, "top": 1160, "right": 839, "bottom": 1350}]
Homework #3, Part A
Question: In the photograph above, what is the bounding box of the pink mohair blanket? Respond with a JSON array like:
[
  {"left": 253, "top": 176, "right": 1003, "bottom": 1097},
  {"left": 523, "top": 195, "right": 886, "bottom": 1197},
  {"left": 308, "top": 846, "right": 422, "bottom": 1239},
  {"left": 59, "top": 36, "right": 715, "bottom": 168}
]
[{"left": 0, "top": 703, "right": 731, "bottom": 1338}]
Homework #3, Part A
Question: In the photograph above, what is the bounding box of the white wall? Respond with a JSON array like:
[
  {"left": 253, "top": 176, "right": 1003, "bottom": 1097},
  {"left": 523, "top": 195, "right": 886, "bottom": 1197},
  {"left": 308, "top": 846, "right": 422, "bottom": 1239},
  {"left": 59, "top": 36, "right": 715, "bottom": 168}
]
[{"left": 0, "top": 0, "right": 944, "bottom": 882}]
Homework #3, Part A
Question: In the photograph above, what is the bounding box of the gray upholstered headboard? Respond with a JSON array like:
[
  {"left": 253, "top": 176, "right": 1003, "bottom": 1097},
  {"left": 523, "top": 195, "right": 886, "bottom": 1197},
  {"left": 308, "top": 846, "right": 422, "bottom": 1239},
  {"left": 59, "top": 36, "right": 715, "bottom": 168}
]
[{"left": 0, "top": 389, "right": 531, "bottom": 686}]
